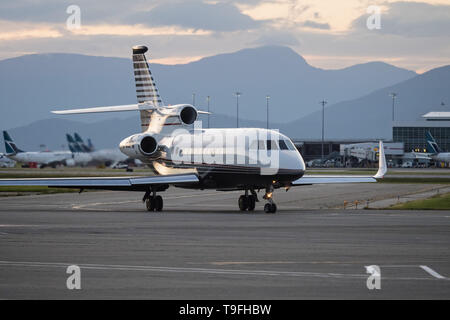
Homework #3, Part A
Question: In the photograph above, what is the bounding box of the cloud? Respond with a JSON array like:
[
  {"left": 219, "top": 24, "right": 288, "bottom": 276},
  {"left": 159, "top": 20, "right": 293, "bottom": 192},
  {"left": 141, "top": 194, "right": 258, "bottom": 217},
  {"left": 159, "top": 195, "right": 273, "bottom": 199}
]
[
  {"left": 253, "top": 30, "right": 301, "bottom": 46},
  {"left": 126, "top": 1, "right": 261, "bottom": 32},
  {"left": 302, "top": 20, "right": 330, "bottom": 30},
  {"left": 352, "top": 1, "right": 450, "bottom": 37}
]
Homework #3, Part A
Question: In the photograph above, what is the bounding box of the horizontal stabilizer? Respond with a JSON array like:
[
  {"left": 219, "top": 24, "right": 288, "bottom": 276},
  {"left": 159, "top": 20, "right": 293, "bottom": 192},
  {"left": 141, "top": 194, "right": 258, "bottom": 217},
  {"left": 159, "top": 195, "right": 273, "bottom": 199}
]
[{"left": 51, "top": 104, "right": 155, "bottom": 115}]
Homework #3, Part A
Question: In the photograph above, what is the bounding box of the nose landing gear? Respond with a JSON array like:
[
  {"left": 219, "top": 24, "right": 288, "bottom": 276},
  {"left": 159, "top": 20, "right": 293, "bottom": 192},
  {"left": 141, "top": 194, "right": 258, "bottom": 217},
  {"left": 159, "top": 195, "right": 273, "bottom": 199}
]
[{"left": 263, "top": 185, "right": 277, "bottom": 214}]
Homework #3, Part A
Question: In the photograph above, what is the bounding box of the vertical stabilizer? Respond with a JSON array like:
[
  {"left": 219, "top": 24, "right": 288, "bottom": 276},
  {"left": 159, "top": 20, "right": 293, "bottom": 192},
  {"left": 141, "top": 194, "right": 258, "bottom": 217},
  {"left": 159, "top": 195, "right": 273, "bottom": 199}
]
[
  {"left": 3, "top": 131, "right": 24, "bottom": 155},
  {"left": 132, "top": 45, "right": 163, "bottom": 132},
  {"left": 66, "top": 134, "right": 83, "bottom": 153},
  {"left": 426, "top": 131, "right": 442, "bottom": 154},
  {"left": 74, "top": 133, "right": 91, "bottom": 152}
]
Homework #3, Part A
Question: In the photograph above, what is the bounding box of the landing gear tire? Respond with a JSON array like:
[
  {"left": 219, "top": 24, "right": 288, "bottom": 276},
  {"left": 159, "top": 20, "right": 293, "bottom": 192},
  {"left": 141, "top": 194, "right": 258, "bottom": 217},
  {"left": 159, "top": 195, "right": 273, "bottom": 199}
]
[
  {"left": 145, "top": 198, "right": 155, "bottom": 211},
  {"left": 264, "top": 203, "right": 277, "bottom": 214},
  {"left": 238, "top": 195, "right": 249, "bottom": 211},
  {"left": 145, "top": 196, "right": 164, "bottom": 212},
  {"left": 154, "top": 195, "right": 163, "bottom": 211},
  {"left": 247, "top": 195, "right": 256, "bottom": 211}
]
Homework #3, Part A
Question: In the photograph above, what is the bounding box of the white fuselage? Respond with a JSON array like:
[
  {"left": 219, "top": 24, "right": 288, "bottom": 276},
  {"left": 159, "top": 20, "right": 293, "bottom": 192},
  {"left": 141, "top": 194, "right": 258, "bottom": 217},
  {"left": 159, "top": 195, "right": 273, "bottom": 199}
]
[
  {"left": 433, "top": 153, "right": 450, "bottom": 163},
  {"left": 90, "top": 149, "right": 128, "bottom": 163},
  {"left": 8, "top": 151, "right": 92, "bottom": 166},
  {"left": 121, "top": 128, "right": 305, "bottom": 185}
]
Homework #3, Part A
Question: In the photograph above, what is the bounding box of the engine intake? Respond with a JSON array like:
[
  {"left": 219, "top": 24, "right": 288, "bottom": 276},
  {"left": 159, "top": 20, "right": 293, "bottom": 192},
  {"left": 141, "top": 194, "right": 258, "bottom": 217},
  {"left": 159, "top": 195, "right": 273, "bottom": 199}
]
[
  {"left": 139, "top": 135, "right": 158, "bottom": 155},
  {"left": 179, "top": 106, "right": 197, "bottom": 125}
]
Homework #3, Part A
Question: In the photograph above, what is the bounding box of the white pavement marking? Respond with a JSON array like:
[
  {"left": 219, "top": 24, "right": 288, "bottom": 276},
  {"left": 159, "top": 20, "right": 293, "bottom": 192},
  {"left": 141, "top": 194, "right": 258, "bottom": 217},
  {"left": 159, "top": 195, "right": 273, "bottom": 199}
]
[
  {"left": 420, "top": 265, "right": 446, "bottom": 279},
  {"left": 0, "top": 260, "right": 366, "bottom": 279},
  {"left": 0, "top": 260, "right": 441, "bottom": 281}
]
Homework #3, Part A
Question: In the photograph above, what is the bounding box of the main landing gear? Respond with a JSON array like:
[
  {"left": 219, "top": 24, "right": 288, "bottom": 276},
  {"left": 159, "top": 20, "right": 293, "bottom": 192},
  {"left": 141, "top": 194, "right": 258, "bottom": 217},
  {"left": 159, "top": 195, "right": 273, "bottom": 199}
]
[
  {"left": 238, "top": 189, "right": 257, "bottom": 211},
  {"left": 238, "top": 188, "right": 277, "bottom": 213},
  {"left": 143, "top": 188, "right": 163, "bottom": 212},
  {"left": 263, "top": 185, "right": 277, "bottom": 214}
]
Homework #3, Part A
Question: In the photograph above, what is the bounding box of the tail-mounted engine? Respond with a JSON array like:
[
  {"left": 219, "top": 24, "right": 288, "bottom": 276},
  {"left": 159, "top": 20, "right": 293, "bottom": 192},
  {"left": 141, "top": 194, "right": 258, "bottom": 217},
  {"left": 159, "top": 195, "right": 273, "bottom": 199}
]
[
  {"left": 119, "top": 133, "right": 159, "bottom": 158},
  {"left": 158, "top": 104, "right": 198, "bottom": 126}
]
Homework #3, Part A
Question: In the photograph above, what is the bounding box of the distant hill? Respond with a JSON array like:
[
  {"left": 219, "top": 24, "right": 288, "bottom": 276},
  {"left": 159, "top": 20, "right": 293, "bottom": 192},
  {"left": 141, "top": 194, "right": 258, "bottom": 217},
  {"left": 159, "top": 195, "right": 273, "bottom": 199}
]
[
  {"left": 5, "top": 65, "right": 449, "bottom": 151},
  {"left": 0, "top": 46, "right": 416, "bottom": 130},
  {"left": 282, "top": 65, "right": 450, "bottom": 140}
]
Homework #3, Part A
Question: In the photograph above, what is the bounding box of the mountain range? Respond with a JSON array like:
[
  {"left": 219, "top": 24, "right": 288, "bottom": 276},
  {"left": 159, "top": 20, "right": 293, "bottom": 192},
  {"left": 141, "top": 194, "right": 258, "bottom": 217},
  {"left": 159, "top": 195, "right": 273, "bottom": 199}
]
[{"left": 1, "top": 46, "right": 448, "bottom": 151}]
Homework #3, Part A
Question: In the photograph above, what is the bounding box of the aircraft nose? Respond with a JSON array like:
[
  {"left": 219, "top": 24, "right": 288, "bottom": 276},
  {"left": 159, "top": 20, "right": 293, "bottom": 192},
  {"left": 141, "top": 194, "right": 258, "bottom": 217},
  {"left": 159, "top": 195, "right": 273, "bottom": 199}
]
[{"left": 280, "top": 150, "right": 305, "bottom": 173}]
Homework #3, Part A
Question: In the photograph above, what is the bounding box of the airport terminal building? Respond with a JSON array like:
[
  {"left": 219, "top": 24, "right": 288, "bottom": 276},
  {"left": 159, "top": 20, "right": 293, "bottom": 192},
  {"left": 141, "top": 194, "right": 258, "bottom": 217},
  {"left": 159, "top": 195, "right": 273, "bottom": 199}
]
[
  {"left": 294, "top": 112, "right": 450, "bottom": 166},
  {"left": 393, "top": 112, "right": 450, "bottom": 152}
]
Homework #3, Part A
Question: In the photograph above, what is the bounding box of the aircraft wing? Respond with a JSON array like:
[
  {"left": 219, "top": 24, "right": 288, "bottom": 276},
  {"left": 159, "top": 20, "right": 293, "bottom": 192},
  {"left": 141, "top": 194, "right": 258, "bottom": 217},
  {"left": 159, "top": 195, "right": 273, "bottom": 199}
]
[
  {"left": 292, "top": 175, "right": 377, "bottom": 185},
  {"left": 293, "top": 141, "right": 387, "bottom": 186},
  {"left": 0, "top": 174, "right": 199, "bottom": 191}
]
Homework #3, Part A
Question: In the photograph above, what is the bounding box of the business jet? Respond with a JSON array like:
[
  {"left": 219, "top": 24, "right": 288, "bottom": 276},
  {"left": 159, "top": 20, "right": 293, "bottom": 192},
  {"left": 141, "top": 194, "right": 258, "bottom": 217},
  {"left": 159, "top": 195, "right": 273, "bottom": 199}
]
[
  {"left": 0, "top": 45, "right": 387, "bottom": 213},
  {"left": 426, "top": 131, "right": 450, "bottom": 164},
  {"left": 3, "top": 131, "right": 73, "bottom": 168}
]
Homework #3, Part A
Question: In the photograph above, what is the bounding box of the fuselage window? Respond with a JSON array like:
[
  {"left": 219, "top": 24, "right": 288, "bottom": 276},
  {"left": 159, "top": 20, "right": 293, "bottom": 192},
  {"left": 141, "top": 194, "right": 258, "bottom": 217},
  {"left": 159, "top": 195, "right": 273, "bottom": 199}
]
[
  {"left": 249, "top": 140, "right": 258, "bottom": 150},
  {"left": 278, "top": 140, "right": 289, "bottom": 150},
  {"left": 285, "top": 139, "right": 297, "bottom": 151},
  {"left": 258, "top": 140, "right": 266, "bottom": 150},
  {"left": 267, "top": 140, "right": 279, "bottom": 150}
]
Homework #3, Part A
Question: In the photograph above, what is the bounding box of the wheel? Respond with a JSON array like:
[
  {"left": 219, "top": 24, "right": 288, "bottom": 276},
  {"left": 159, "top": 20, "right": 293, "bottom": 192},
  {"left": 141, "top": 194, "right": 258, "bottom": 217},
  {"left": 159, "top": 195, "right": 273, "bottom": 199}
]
[
  {"left": 145, "top": 198, "right": 155, "bottom": 211},
  {"left": 264, "top": 203, "right": 277, "bottom": 213},
  {"left": 270, "top": 203, "right": 277, "bottom": 213},
  {"left": 247, "top": 195, "right": 256, "bottom": 211},
  {"left": 238, "top": 195, "right": 249, "bottom": 211},
  {"left": 154, "top": 195, "right": 163, "bottom": 211}
]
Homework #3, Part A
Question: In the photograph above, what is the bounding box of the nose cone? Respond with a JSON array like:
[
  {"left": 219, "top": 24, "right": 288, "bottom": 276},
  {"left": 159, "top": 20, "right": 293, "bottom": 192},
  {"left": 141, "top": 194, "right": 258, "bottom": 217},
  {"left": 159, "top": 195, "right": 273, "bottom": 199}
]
[{"left": 279, "top": 150, "right": 305, "bottom": 173}]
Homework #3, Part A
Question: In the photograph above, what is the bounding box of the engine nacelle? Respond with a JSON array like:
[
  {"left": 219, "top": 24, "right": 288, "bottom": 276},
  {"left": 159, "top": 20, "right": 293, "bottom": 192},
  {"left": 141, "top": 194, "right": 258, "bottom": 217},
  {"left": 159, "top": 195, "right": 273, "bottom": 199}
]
[
  {"left": 159, "top": 104, "right": 198, "bottom": 126},
  {"left": 179, "top": 105, "right": 198, "bottom": 125},
  {"left": 119, "top": 133, "right": 159, "bottom": 158}
]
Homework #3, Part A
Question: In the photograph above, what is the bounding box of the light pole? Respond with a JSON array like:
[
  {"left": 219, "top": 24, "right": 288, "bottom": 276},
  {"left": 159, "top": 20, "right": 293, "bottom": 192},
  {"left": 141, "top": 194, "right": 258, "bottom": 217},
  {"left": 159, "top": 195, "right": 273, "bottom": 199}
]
[
  {"left": 319, "top": 100, "right": 327, "bottom": 162},
  {"left": 266, "top": 95, "right": 270, "bottom": 129},
  {"left": 235, "top": 92, "right": 241, "bottom": 128},
  {"left": 206, "top": 96, "right": 210, "bottom": 129},
  {"left": 192, "top": 93, "right": 196, "bottom": 106},
  {"left": 390, "top": 92, "right": 397, "bottom": 122}
]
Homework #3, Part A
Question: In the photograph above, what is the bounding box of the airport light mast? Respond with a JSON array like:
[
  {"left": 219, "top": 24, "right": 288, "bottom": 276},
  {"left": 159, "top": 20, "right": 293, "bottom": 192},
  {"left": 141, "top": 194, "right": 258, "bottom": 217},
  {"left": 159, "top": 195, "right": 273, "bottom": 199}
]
[
  {"left": 319, "top": 100, "right": 327, "bottom": 162},
  {"left": 192, "top": 93, "right": 196, "bottom": 106},
  {"left": 390, "top": 92, "right": 397, "bottom": 121},
  {"left": 266, "top": 95, "right": 270, "bottom": 129},
  {"left": 235, "top": 92, "right": 241, "bottom": 128},
  {"left": 206, "top": 96, "right": 211, "bottom": 129}
]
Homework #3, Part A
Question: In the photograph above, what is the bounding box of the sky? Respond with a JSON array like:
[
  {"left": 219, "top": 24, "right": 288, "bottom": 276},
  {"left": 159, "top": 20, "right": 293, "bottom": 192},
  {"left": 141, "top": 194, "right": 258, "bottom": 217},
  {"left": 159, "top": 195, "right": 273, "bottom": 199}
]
[{"left": 0, "top": 0, "right": 449, "bottom": 73}]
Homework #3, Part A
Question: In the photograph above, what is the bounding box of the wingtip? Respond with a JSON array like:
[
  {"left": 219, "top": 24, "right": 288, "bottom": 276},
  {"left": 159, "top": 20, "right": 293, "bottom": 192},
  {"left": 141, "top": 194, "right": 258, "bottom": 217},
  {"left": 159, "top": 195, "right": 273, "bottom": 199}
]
[{"left": 373, "top": 140, "right": 387, "bottom": 179}]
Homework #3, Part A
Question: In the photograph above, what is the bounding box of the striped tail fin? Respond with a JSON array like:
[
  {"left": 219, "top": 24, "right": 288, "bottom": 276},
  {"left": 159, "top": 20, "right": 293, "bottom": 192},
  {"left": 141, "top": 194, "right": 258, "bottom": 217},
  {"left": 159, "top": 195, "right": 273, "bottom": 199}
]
[{"left": 132, "top": 45, "right": 163, "bottom": 132}]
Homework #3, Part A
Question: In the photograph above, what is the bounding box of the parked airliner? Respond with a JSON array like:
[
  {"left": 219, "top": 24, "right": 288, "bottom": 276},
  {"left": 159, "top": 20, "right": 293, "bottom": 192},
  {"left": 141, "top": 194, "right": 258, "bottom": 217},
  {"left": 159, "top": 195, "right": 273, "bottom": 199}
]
[
  {"left": 426, "top": 131, "right": 450, "bottom": 164},
  {"left": 3, "top": 131, "right": 74, "bottom": 168},
  {"left": 67, "top": 133, "right": 128, "bottom": 167},
  {"left": 0, "top": 45, "right": 387, "bottom": 213}
]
